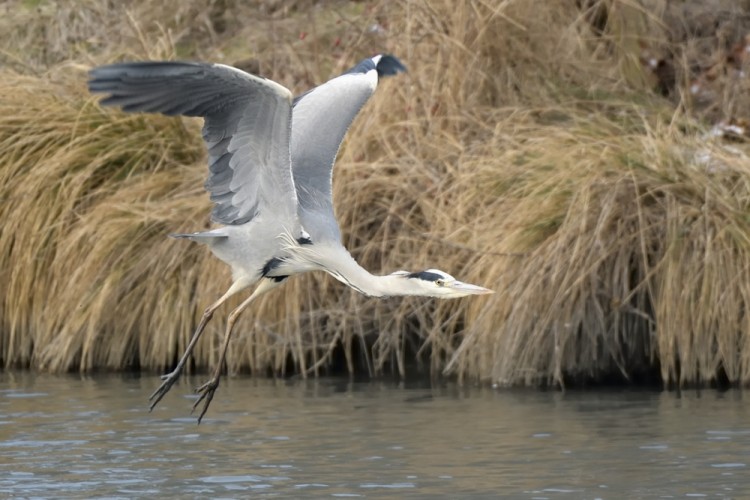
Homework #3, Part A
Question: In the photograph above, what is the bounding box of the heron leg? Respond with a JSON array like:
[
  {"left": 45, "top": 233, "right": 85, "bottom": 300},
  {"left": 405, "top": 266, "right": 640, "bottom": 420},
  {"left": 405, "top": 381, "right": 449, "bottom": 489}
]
[
  {"left": 149, "top": 279, "right": 250, "bottom": 411},
  {"left": 192, "top": 278, "right": 282, "bottom": 423}
]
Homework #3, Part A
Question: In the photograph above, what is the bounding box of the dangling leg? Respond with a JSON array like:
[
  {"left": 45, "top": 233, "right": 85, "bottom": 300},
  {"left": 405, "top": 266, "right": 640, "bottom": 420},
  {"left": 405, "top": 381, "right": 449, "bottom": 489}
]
[
  {"left": 149, "top": 278, "right": 251, "bottom": 411},
  {"left": 192, "top": 278, "right": 284, "bottom": 423}
]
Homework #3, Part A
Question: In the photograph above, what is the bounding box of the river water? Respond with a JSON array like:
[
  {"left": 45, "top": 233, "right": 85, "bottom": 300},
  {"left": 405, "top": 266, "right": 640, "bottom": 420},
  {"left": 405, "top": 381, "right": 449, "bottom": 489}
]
[{"left": 0, "top": 372, "right": 748, "bottom": 499}]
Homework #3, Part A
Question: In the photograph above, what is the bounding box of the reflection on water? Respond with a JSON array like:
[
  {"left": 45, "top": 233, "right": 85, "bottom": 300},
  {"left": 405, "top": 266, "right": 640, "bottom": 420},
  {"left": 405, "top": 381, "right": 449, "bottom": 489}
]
[{"left": 0, "top": 372, "right": 748, "bottom": 498}]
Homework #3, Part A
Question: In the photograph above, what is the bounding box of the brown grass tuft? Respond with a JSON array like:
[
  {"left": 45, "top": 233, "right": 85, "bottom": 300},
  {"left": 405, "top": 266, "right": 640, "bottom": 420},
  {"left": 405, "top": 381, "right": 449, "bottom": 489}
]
[{"left": 2, "top": 0, "right": 750, "bottom": 387}]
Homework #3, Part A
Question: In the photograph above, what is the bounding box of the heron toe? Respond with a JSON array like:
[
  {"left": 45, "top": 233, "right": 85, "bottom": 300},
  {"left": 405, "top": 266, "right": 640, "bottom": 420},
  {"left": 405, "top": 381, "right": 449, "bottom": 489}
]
[
  {"left": 149, "top": 369, "right": 182, "bottom": 411},
  {"left": 192, "top": 377, "right": 220, "bottom": 423}
]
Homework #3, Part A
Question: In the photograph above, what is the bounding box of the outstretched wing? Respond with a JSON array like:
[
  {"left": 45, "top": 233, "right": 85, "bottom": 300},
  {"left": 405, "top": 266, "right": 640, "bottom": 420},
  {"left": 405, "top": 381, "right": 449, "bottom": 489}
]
[
  {"left": 88, "top": 61, "right": 296, "bottom": 226},
  {"left": 291, "top": 54, "right": 406, "bottom": 242}
]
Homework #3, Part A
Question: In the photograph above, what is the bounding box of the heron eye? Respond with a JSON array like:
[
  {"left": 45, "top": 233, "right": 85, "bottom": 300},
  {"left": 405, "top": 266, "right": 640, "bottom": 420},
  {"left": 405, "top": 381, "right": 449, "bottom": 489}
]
[{"left": 435, "top": 279, "right": 445, "bottom": 287}]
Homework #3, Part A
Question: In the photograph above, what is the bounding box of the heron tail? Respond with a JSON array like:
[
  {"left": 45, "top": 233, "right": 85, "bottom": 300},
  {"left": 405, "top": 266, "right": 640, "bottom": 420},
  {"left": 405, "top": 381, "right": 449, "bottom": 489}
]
[{"left": 169, "top": 230, "right": 229, "bottom": 243}]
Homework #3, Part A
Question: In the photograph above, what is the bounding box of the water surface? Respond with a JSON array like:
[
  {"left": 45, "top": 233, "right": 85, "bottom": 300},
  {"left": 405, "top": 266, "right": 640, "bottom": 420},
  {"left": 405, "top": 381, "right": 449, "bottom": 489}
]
[{"left": 1, "top": 372, "right": 748, "bottom": 498}]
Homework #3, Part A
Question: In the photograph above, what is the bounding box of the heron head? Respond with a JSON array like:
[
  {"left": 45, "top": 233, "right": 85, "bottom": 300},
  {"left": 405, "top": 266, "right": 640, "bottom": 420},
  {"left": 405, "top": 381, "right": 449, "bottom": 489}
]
[{"left": 390, "top": 269, "right": 493, "bottom": 298}]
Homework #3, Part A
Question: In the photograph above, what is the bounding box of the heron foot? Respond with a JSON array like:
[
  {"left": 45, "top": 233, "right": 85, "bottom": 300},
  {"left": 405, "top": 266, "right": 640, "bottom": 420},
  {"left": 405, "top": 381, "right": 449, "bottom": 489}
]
[
  {"left": 148, "top": 368, "right": 182, "bottom": 411},
  {"left": 191, "top": 376, "right": 220, "bottom": 424}
]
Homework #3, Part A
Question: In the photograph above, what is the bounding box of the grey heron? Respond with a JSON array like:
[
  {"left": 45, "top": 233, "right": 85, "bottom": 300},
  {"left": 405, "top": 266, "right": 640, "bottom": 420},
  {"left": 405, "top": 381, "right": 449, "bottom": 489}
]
[{"left": 88, "top": 54, "right": 492, "bottom": 422}]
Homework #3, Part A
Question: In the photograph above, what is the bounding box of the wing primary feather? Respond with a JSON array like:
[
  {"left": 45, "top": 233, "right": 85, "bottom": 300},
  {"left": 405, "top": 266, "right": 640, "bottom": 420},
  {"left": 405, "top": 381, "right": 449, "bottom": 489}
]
[
  {"left": 289, "top": 54, "right": 407, "bottom": 242},
  {"left": 89, "top": 60, "right": 297, "bottom": 227}
]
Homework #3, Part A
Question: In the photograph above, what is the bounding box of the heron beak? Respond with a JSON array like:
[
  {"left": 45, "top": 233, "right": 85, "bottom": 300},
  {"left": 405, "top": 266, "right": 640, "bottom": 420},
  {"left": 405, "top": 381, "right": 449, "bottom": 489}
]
[{"left": 449, "top": 281, "right": 494, "bottom": 295}]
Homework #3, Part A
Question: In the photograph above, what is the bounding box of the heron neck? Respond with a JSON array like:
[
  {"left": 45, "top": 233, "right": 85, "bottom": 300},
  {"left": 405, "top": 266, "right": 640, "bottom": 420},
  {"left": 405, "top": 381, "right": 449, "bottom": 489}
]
[{"left": 311, "top": 243, "right": 417, "bottom": 298}]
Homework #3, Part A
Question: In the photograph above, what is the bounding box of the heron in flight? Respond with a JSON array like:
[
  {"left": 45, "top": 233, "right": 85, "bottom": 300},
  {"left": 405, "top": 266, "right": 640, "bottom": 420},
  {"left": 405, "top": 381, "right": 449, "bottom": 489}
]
[{"left": 88, "top": 54, "right": 492, "bottom": 422}]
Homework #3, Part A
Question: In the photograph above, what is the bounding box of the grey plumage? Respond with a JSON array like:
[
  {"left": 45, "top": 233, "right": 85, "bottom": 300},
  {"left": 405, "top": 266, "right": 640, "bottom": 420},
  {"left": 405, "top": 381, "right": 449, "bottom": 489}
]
[
  {"left": 291, "top": 55, "right": 406, "bottom": 242},
  {"left": 88, "top": 54, "right": 491, "bottom": 423},
  {"left": 90, "top": 61, "right": 296, "bottom": 226}
]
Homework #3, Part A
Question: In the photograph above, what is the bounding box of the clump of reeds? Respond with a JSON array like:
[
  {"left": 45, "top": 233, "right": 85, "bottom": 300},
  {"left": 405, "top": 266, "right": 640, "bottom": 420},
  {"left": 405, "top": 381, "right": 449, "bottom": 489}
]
[{"left": 2, "top": 0, "right": 750, "bottom": 387}]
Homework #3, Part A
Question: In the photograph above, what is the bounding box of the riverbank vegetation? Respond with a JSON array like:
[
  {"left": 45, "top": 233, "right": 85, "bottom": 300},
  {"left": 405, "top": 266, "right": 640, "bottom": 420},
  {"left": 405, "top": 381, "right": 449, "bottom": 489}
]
[{"left": 2, "top": 0, "right": 750, "bottom": 387}]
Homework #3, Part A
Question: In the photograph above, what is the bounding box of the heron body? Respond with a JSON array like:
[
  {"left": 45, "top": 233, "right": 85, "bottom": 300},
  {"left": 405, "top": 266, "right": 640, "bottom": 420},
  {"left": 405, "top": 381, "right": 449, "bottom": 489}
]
[{"left": 89, "top": 54, "right": 492, "bottom": 422}]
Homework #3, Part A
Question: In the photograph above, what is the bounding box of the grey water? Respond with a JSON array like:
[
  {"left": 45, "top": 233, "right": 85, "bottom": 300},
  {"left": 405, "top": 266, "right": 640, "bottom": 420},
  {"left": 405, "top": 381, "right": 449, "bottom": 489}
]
[{"left": 0, "top": 372, "right": 748, "bottom": 499}]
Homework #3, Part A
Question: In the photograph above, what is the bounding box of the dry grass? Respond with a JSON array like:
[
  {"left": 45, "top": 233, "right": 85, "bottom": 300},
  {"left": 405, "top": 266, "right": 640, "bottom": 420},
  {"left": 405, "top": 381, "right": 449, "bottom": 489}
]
[{"left": 2, "top": 0, "right": 750, "bottom": 387}]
